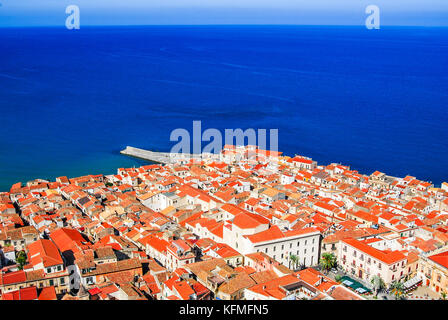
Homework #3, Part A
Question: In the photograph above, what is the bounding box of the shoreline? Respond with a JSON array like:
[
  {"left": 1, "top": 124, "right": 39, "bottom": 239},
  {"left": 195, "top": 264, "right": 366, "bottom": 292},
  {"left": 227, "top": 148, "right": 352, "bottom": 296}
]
[{"left": 0, "top": 146, "right": 444, "bottom": 193}]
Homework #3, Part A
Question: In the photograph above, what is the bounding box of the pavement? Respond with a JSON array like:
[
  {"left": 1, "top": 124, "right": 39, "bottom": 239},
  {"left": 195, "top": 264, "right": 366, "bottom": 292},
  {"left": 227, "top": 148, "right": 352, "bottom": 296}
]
[
  {"left": 407, "top": 286, "right": 441, "bottom": 300},
  {"left": 322, "top": 267, "right": 444, "bottom": 300}
]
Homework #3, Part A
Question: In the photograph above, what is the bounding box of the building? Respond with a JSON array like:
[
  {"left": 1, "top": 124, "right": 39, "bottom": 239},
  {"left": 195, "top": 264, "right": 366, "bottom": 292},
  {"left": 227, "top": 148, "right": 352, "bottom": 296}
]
[
  {"left": 418, "top": 250, "right": 448, "bottom": 294},
  {"left": 242, "top": 226, "right": 321, "bottom": 268},
  {"left": 338, "top": 238, "right": 408, "bottom": 286},
  {"left": 165, "top": 240, "right": 195, "bottom": 272}
]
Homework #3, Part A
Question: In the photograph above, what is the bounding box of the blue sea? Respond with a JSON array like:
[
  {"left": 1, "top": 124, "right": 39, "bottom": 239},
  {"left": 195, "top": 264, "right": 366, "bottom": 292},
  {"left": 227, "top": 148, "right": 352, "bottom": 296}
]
[{"left": 0, "top": 26, "right": 447, "bottom": 191}]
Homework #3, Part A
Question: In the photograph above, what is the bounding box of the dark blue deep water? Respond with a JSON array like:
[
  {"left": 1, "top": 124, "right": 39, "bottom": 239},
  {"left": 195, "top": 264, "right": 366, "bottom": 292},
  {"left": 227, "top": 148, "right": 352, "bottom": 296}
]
[{"left": 0, "top": 26, "right": 447, "bottom": 191}]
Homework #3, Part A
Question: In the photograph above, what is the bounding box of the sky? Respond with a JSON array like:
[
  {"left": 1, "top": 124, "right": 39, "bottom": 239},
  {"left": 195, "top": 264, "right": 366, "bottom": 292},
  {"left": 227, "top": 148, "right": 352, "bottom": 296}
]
[{"left": 0, "top": 0, "right": 447, "bottom": 27}]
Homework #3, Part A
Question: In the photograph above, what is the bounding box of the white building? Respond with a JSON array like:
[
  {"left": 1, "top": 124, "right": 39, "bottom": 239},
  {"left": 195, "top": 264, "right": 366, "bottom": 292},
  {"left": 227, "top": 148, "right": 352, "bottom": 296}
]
[
  {"left": 242, "top": 226, "right": 321, "bottom": 268},
  {"left": 338, "top": 238, "right": 408, "bottom": 286}
]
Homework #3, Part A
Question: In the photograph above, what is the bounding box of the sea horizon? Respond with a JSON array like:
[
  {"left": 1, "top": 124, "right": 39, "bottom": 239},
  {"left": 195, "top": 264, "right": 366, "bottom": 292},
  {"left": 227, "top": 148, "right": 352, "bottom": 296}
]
[{"left": 2, "top": 24, "right": 448, "bottom": 28}]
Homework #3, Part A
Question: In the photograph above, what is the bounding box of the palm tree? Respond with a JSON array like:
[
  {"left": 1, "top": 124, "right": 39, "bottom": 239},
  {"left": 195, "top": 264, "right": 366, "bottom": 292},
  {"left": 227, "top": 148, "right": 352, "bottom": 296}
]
[
  {"left": 370, "top": 275, "right": 386, "bottom": 297},
  {"left": 289, "top": 254, "right": 299, "bottom": 270},
  {"left": 320, "top": 253, "right": 337, "bottom": 274},
  {"left": 389, "top": 281, "right": 405, "bottom": 300}
]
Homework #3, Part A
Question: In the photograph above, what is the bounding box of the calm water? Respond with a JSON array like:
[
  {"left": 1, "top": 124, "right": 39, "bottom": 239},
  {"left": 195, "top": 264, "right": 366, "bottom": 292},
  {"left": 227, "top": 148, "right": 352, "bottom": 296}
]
[{"left": 0, "top": 26, "right": 447, "bottom": 191}]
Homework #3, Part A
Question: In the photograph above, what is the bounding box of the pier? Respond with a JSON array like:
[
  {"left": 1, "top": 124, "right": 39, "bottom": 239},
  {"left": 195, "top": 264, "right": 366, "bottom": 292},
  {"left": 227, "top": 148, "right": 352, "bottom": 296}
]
[{"left": 120, "top": 146, "right": 219, "bottom": 164}]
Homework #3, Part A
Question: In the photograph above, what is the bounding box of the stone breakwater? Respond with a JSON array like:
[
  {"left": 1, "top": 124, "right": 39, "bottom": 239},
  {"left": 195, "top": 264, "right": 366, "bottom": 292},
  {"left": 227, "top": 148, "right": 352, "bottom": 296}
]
[{"left": 120, "top": 146, "right": 219, "bottom": 164}]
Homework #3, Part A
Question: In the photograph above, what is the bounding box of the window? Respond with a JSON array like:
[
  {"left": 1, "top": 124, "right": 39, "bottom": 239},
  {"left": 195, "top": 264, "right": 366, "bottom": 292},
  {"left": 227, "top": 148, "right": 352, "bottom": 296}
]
[
  {"left": 273, "top": 246, "right": 276, "bottom": 252},
  {"left": 47, "top": 268, "right": 52, "bottom": 273},
  {"left": 281, "top": 245, "right": 284, "bottom": 250},
  {"left": 60, "top": 277, "right": 65, "bottom": 284},
  {"left": 49, "top": 279, "right": 54, "bottom": 286}
]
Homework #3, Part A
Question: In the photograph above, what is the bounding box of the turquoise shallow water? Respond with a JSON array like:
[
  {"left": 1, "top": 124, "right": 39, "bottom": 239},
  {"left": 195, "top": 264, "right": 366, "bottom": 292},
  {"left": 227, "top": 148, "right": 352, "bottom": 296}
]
[{"left": 0, "top": 26, "right": 447, "bottom": 191}]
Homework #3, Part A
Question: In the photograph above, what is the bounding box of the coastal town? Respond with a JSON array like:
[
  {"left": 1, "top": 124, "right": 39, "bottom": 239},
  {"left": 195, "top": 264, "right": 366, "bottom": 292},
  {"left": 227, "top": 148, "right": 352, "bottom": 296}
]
[{"left": 0, "top": 144, "right": 447, "bottom": 300}]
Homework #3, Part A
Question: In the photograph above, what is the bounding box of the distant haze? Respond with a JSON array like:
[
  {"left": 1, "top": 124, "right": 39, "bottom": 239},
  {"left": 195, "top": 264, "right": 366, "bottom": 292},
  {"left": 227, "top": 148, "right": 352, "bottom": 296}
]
[{"left": 0, "top": 0, "right": 447, "bottom": 27}]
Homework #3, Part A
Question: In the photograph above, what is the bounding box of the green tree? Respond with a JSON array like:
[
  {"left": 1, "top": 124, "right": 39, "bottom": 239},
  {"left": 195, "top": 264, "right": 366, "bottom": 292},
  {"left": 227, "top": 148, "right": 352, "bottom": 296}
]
[
  {"left": 370, "top": 275, "right": 386, "bottom": 297},
  {"left": 16, "top": 250, "right": 27, "bottom": 270},
  {"left": 441, "top": 290, "right": 447, "bottom": 300},
  {"left": 320, "top": 252, "right": 337, "bottom": 274},
  {"left": 289, "top": 254, "right": 299, "bottom": 270},
  {"left": 389, "top": 281, "right": 405, "bottom": 300}
]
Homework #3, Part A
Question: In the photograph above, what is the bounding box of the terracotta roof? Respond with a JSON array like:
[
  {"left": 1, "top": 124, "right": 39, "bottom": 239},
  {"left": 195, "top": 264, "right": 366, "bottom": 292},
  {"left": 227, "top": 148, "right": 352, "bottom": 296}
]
[
  {"left": 342, "top": 238, "right": 406, "bottom": 265},
  {"left": 233, "top": 212, "right": 268, "bottom": 229},
  {"left": 38, "top": 286, "right": 57, "bottom": 300},
  {"left": 2, "top": 286, "right": 38, "bottom": 300},
  {"left": 428, "top": 250, "right": 448, "bottom": 270},
  {"left": 50, "top": 228, "right": 89, "bottom": 253},
  {"left": 28, "top": 239, "right": 64, "bottom": 268}
]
